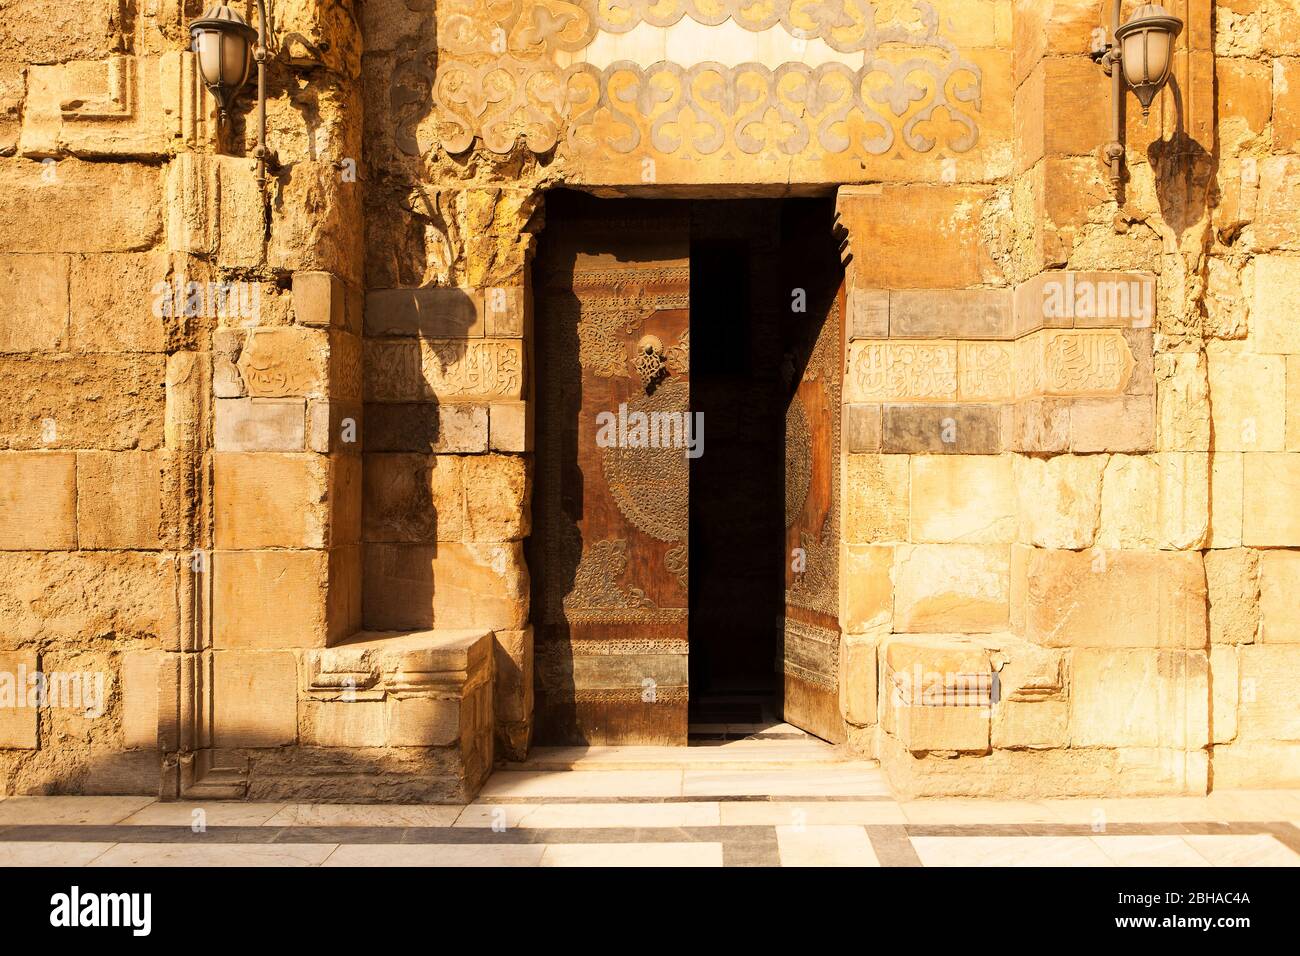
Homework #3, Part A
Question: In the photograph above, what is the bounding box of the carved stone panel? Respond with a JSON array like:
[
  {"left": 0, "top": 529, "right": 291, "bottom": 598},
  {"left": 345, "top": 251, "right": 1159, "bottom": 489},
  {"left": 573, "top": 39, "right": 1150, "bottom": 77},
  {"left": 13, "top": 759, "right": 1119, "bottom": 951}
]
[
  {"left": 364, "top": 339, "right": 526, "bottom": 402},
  {"left": 416, "top": 0, "right": 1007, "bottom": 185}
]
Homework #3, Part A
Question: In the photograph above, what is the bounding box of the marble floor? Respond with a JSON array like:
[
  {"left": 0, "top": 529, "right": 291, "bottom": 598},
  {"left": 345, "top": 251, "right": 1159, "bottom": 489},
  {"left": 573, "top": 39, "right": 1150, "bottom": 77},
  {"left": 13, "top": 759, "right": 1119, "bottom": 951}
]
[{"left": 1, "top": 734, "right": 1299, "bottom": 866}]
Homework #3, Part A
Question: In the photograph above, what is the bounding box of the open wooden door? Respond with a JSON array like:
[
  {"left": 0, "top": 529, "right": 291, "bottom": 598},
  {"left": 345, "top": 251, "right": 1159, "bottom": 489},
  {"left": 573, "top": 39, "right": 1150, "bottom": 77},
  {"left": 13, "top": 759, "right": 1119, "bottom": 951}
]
[
  {"left": 532, "top": 199, "right": 691, "bottom": 745},
  {"left": 782, "top": 265, "right": 847, "bottom": 743}
]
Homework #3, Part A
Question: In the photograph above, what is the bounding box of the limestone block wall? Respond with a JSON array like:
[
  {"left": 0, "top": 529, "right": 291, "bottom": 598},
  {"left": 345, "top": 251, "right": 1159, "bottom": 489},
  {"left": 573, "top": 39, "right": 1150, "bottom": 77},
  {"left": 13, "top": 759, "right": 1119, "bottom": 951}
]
[
  {"left": 0, "top": 6, "right": 205, "bottom": 794},
  {"left": 0, "top": 0, "right": 492, "bottom": 802},
  {"left": 2, "top": 0, "right": 1298, "bottom": 802},
  {"left": 836, "top": 0, "right": 1300, "bottom": 798}
]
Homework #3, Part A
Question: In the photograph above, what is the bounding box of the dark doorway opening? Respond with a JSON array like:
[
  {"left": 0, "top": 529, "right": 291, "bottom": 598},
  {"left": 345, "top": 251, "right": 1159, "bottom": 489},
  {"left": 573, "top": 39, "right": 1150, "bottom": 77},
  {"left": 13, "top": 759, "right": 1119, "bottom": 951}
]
[{"left": 687, "top": 198, "right": 843, "bottom": 733}]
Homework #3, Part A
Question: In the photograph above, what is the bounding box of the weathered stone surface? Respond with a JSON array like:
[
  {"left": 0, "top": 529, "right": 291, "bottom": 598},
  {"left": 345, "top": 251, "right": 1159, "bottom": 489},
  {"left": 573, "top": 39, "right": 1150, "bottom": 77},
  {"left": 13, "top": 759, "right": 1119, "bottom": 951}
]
[
  {"left": 1290, "top": 355, "right": 1300, "bottom": 451},
  {"left": 993, "top": 699, "right": 1067, "bottom": 750},
  {"left": 0, "top": 159, "right": 161, "bottom": 253},
  {"left": 0, "top": 354, "right": 165, "bottom": 451},
  {"left": 300, "top": 700, "right": 388, "bottom": 749},
  {"left": 1070, "top": 649, "right": 1209, "bottom": 749},
  {"left": 1210, "top": 452, "right": 1244, "bottom": 548},
  {"left": 1242, "top": 453, "right": 1300, "bottom": 546},
  {"left": 1156, "top": 351, "right": 1211, "bottom": 452},
  {"left": 293, "top": 272, "right": 345, "bottom": 328},
  {"left": 1253, "top": 157, "right": 1300, "bottom": 251},
  {"left": 1068, "top": 395, "right": 1154, "bottom": 453},
  {"left": 1275, "top": 57, "right": 1300, "bottom": 151},
  {"left": 1014, "top": 454, "right": 1104, "bottom": 550},
  {"left": 69, "top": 251, "right": 172, "bottom": 354},
  {"left": 0, "top": 649, "right": 39, "bottom": 749},
  {"left": 1015, "top": 57, "right": 1109, "bottom": 171},
  {"left": 1098, "top": 453, "right": 1208, "bottom": 551},
  {"left": 839, "top": 185, "right": 1003, "bottom": 289},
  {"left": 362, "top": 542, "right": 529, "bottom": 631},
  {"left": 363, "top": 453, "right": 463, "bottom": 543},
  {"left": 1004, "top": 397, "right": 1069, "bottom": 453},
  {"left": 1207, "top": 548, "right": 1261, "bottom": 645},
  {"left": 882, "top": 404, "right": 1003, "bottom": 454},
  {"left": 1238, "top": 645, "right": 1300, "bottom": 741},
  {"left": 1212, "top": 742, "right": 1300, "bottom": 788},
  {"left": 841, "top": 632, "right": 879, "bottom": 727},
  {"left": 366, "top": 287, "right": 484, "bottom": 338},
  {"left": 843, "top": 455, "right": 908, "bottom": 543},
  {"left": 893, "top": 544, "right": 1009, "bottom": 633},
  {"left": 1022, "top": 549, "right": 1207, "bottom": 649},
  {"left": 121, "top": 649, "right": 160, "bottom": 751},
  {"left": 909, "top": 455, "right": 1015, "bottom": 544},
  {"left": 0, "top": 551, "right": 174, "bottom": 643},
  {"left": 1014, "top": 271, "right": 1156, "bottom": 335},
  {"left": 489, "top": 401, "right": 531, "bottom": 453},
  {"left": 1207, "top": 344, "right": 1286, "bottom": 450},
  {"left": 461, "top": 455, "right": 531, "bottom": 542},
  {"left": 0, "top": 254, "right": 68, "bottom": 353},
  {"left": 495, "top": 626, "right": 533, "bottom": 759},
  {"left": 1259, "top": 550, "right": 1300, "bottom": 643},
  {"left": 840, "top": 544, "right": 893, "bottom": 634},
  {"left": 215, "top": 452, "right": 327, "bottom": 550},
  {"left": 214, "top": 548, "right": 360, "bottom": 649},
  {"left": 364, "top": 403, "right": 489, "bottom": 454},
  {"left": 212, "top": 651, "right": 299, "bottom": 748},
  {"left": 889, "top": 289, "right": 1012, "bottom": 339},
  {"left": 881, "top": 636, "right": 993, "bottom": 752},
  {"left": 20, "top": 54, "right": 204, "bottom": 159},
  {"left": 166, "top": 153, "right": 264, "bottom": 264},
  {"left": 1218, "top": 56, "right": 1272, "bottom": 155},
  {"left": 215, "top": 399, "right": 308, "bottom": 453},
  {"left": 847, "top": 289, "right": 888, "bottom": 340},
  {"left": 843, "top": 404, "right": 882, "bottom": 454},
  {"left": 269, "top": 161, "right": 364, "bottom": 286},
  {"left": 1211, "top": 644, "right": 1239, "bottom": 745},
  {"left": 0, "top": 452, "right": 76, "bottom": 550},
  {"left": 237, "top": 327, "right": 331, "bottom": 400},
  {"left": 1250, "top": 255, "right": 1300, "bottom": 354},
  {"left": 307, "top": 400, "right": 363, "bottom": 455},
  {"left": 76, "top": 451, "right": 162, "bottom": 550}
]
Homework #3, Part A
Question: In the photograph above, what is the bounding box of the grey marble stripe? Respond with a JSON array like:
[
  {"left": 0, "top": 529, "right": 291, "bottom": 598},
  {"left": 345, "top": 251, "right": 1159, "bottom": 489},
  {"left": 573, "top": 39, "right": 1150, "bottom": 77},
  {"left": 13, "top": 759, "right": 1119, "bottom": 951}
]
[{"left": 866, "top": 825, "right": 923, "bottom": 867}]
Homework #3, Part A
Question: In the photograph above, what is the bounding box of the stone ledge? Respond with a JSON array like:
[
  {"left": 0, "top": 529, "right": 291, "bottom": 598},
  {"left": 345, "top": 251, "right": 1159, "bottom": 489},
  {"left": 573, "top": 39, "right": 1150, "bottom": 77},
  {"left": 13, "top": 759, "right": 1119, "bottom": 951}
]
[{"left": 301, "top": 629, "right": 494, "bottom": 760}]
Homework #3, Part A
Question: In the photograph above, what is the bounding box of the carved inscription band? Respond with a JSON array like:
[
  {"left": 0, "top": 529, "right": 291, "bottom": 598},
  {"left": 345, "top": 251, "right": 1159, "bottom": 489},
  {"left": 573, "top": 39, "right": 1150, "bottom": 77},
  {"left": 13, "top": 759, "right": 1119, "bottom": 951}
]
[{"left": 434, "top": 57, "right": 981, "bottom": 156}]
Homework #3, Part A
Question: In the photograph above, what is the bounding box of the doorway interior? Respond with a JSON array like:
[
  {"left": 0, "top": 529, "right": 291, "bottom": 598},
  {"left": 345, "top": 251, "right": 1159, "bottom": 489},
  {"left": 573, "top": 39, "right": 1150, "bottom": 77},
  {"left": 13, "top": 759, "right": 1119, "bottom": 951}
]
[{"left": 530, "top": 192, "right": 844, "bottom": 745}]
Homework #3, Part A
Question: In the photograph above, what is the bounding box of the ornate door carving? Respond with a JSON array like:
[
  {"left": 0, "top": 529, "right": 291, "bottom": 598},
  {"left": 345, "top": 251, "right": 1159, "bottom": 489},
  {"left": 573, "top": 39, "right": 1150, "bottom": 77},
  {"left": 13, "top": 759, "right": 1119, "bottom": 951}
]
[
  {"left": 532, "top": 202, "right": 691, "bottom": 745},
  {"left": 783, "top": 280, "right": 847, "bottom": 743}
]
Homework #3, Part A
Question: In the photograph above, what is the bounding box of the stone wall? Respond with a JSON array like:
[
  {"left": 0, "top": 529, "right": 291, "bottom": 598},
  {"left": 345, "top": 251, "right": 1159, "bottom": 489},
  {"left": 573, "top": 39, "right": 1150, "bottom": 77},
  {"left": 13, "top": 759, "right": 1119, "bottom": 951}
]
[
  {"left": 837, "top": 0, "right": 1300, "bottom": 797},
  {"left": 1, "top": 0, "right": 1297, "bottom": 800}
]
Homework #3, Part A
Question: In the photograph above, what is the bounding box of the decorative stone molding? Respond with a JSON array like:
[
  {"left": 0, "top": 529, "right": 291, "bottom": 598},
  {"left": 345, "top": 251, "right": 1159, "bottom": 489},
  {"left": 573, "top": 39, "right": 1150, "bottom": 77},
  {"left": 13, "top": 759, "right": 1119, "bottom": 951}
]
[{"left": 20, "top": 53, "right": 214, "bottom": 159}]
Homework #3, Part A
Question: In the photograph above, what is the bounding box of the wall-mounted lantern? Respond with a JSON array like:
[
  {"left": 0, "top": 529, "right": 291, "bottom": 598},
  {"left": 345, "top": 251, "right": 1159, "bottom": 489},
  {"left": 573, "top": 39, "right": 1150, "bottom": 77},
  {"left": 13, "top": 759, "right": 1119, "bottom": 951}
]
[
  {"left": 1094, "top": 2, "right": 1184, "bottom": 185},
  {"left": 191, "top": 1, "right": 276, "bottom": 185}
]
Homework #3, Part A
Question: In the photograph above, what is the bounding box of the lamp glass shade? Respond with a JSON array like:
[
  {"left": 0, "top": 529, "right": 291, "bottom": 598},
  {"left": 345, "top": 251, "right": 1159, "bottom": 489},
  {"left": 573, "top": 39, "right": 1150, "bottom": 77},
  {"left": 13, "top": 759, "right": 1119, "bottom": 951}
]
[
  {"left": 1115, "top": 4, "right": 1184, "bottom": 113},
  {"left": 194, "top": 29, "right": 252, "bottom": 91},
  {"left": 190, "top": 6, "right": 256, "bottom": 111}
]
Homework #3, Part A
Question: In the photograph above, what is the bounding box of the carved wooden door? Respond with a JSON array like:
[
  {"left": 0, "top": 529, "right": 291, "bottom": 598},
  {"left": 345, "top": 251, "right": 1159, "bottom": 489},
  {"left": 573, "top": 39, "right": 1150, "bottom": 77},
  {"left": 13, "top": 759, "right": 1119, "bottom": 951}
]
[
  {"left": 532, "top": 200, "right": 691, "bottom": 745},
  {"left": 782, "top": 277, "right": 847, "bottom": 743}
]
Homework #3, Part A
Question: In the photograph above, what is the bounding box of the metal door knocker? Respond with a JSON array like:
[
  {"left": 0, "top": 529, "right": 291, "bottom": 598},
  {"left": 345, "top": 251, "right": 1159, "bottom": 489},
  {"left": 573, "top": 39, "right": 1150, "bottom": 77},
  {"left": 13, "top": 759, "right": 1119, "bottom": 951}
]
[{"left": 633, "top": 335, "right": 667, "bottom": 390}]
